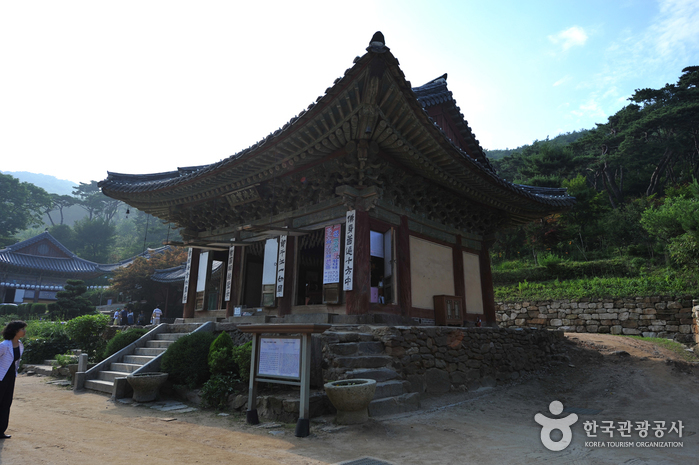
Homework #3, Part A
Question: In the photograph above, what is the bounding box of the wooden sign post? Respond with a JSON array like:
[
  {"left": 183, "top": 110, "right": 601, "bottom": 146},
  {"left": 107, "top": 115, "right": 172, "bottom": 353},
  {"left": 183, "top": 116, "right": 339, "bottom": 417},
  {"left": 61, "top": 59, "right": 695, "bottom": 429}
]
[{"left": 238, "top": 324, "right": 331, "bottom": 437}]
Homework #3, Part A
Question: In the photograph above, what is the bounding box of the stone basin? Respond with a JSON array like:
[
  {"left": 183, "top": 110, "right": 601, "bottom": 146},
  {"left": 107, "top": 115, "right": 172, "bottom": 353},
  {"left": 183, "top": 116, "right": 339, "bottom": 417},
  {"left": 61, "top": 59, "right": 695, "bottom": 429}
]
[
  {"left": 127, "top": 372, "right": 168, "bottom": 402},
  {"left": 324, "top": 378, "right": 376, "bottom": 425}
]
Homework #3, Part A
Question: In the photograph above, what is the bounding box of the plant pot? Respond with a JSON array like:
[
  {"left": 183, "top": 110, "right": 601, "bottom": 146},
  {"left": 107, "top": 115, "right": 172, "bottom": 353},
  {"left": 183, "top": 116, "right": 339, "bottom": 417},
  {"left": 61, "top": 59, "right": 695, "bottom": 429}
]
[
  {"left": 324, "top": 378, "right": 376, "bottom": 425},
  {"left": 127, "top": 372, "right": 169, "bottom": 402}
]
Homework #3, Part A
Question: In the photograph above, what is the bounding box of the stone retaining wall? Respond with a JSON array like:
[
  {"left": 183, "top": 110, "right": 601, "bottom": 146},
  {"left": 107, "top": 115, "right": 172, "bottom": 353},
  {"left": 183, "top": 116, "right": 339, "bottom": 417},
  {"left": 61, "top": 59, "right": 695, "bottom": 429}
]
[
  {"left": 356, "top": 326, "right": 563, "bottom": 394},
  {"left": 496, "top": 296, "right": 699, "bottom": 344}
]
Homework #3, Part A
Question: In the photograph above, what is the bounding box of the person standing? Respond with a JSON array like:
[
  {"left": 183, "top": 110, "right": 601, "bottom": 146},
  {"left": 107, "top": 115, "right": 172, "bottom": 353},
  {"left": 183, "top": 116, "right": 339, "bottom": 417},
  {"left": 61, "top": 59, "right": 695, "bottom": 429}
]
[
  {"left": 151, "top": 305, "right": 163, "bottom": 325},
  {"left": 121, "top": 308, "right": 128, "bottom": 326},
  {"left": 137, "top": 311, "right": 146, "bottom": 326},
  {"left": 127, "top": 308, "right": 134, "bottom": 325},
  {"left": 0, "top": 320, "right": 26, "bottom": 439},
  {"left": 113, "top": 309, "right": 121, "bottom": 325}
]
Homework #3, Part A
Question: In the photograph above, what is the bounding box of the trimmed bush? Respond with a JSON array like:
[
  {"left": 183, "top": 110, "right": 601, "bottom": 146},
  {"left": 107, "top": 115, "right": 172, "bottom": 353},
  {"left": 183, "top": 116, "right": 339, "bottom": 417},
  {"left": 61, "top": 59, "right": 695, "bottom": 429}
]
[
  {"left": 65, "top": 314, "right": 110, "bottom": 362},
  {"left": 231, "top": 341, "right": 253, "bottom": 383},
  {"left": 103, "top": 327, "right": 149, "bottom": 359},
  {"left": 208, "top": 332, "right": 235, "bottom": 376},
  {"left": 22, "top": 321, "right": 72, "bottom": 364},
  {"left": 161, "top": 331, "right": 216, "bottom": 389},
  {"left": 31, "top": 303, "right": 47, "bottom": 316}
]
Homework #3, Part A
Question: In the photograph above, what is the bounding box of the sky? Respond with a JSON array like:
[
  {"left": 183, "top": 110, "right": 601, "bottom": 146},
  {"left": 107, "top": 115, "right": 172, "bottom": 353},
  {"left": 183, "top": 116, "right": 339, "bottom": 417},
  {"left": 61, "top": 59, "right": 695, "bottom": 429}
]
[{"left": 1, "top": 0, "right": 698, "bottom": 186}]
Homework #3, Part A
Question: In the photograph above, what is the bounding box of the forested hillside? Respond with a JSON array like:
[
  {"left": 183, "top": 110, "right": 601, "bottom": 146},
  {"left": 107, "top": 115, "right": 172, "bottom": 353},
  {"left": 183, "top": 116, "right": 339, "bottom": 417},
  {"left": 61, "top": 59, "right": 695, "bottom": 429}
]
[
  {"left": 489, "top": 66, "right": 699, "bottom": 299},
  {"left": 1, "top": 174, "right": 181, "bottom": 263}
]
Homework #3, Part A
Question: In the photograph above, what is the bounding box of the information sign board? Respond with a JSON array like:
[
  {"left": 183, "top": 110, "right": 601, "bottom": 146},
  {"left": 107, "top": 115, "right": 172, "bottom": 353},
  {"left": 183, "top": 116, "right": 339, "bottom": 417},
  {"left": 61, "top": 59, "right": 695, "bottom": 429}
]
[{"left": 257, "top": 337, "right": 301, "bottom": 380}]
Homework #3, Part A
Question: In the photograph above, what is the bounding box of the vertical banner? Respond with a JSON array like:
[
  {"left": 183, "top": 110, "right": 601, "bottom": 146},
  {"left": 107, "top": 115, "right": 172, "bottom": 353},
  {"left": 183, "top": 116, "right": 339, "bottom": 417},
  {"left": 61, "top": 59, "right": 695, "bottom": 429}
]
[
  {"left": 276, "top": 235, "right": 288, "bottom": 297},
  {"left": 225, "top": 245, "right": 235, "bottom": 301},
  {"left": 182, "top": 248, "right": 193, "bottom": 304},
  {"left": 323, "top": 224, "right": 341, "bottom": 284},
  {"left": 343, "top": 210, "right": 355, "bottom": 291}
]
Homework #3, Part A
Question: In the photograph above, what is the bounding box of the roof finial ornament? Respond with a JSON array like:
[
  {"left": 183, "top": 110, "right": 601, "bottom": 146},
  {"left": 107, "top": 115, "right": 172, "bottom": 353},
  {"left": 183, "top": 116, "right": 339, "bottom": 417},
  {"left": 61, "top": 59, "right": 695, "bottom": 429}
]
[{"left": 367, "top": 31, "right": 389, "bottom": 53}]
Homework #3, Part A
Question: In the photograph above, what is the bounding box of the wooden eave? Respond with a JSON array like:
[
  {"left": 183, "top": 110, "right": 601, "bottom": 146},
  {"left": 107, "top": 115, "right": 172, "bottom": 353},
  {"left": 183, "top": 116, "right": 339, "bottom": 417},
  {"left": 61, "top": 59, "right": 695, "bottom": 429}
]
[{"left": 100, "top": 37, "right": 574, "bottom": 227}]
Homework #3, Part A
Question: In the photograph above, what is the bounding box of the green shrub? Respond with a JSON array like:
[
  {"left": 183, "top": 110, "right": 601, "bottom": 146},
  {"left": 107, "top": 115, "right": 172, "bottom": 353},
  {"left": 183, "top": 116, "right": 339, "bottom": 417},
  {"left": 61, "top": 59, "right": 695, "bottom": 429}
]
[
  {"left": 493, "top": 259, "right": 636, "bottom": 285},
  {"left": 65, "top": 314, "right": 110, "bottom": 361},
  {"left": 54, "top": 352, "right": 79, "bottom": 367},
  {"left": 538, "top": 252, "right": 562, "bottom": 268},
  {"left": 23, "top": 336, "right": 72, "bottom": 364},
  {"left": 103, "top": 327, "right": 149, "bottom": 359},
  {"left": 30, "top": 303, "right": 47, "bottom": 316},
  {"left": 231, "top": 341, "right": 253, "bottom": 383},
  {"left": 208, "top": 332, "right": 235, "bottom": 376},
  {"left": 161, "top": 331, "right": 216, "bottom": 389},
  {"left": 200, "top": 373, "right": 239, "bottom": 410}
]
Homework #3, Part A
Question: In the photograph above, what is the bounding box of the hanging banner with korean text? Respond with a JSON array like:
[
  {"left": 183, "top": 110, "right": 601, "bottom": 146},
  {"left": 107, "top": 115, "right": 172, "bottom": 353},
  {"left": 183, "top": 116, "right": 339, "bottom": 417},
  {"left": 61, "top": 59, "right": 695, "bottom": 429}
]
[
  {"left": 276, "top": 235, "right": 288, "bottom": 297},
  {"left": 182, "top": 248, "right": 193, "bottom": 303},
  {"left": 343, "top": 210, "right": 355, "bottom": 291},
  {"left": 225, "top": 245, "right": 235, "bottom": 301},
  {"left": 323, "top": 224, "right": 341, "bottom": 284}
]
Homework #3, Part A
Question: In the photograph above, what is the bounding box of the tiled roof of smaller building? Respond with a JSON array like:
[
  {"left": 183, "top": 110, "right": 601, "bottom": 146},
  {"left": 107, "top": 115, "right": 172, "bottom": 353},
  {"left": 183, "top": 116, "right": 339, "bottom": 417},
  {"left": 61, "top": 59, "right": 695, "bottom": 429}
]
[
  {"left": 98, "top": 246, "right": 173, "bottom": 273},
  {"left": 151, "top": 265, "right": 186, "bottom": 283},
  {"left": 0, "top": 232, "right": 101, "bottom": 276}
]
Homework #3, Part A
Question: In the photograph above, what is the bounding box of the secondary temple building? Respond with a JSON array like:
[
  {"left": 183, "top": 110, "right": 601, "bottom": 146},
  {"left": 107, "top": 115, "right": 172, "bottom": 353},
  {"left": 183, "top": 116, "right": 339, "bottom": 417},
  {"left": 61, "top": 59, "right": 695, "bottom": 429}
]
[{"left": 100, "top": 33, "right": 574, "bottom": 326}]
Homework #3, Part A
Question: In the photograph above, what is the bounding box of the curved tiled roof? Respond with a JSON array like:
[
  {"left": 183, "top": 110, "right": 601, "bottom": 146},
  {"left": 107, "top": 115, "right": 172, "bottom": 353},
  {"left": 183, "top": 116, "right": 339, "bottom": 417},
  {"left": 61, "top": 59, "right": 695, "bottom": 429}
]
[
  {"left": 151, "top": 260, "right": 222, "bottom": 284},
  {"left": 97, "top": 246, "right": 173, "bottom": 273},
  {"left": 99, "top": 32, "right": 575, "bottom": 229},
  {"left": 0, "top": 232, "right": 102, "bottom": 276}
]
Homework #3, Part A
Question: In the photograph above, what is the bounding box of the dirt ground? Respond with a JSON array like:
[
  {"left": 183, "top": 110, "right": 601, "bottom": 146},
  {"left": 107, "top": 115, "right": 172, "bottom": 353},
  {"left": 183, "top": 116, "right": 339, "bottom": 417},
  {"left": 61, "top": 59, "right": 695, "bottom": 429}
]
[{"left": 1, "top": 333, "right": 697, "bottom": 465}]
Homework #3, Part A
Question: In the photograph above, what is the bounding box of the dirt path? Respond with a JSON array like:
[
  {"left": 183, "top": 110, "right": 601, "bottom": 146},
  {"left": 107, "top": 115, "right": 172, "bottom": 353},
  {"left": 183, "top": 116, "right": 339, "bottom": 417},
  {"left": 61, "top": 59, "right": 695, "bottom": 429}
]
[{"left": 2, "top": 334, "right": 697, "bottom": 465}]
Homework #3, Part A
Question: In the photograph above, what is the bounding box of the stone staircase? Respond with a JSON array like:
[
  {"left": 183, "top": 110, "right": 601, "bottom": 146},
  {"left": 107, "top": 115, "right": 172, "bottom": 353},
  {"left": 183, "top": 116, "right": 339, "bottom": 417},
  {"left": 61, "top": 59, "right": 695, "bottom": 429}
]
[
  {"left": 324, "top": 328, "right": 420, "bottom": 417},
  {"left": 84, "top": 329, "right": 190, "bottom": 395}
]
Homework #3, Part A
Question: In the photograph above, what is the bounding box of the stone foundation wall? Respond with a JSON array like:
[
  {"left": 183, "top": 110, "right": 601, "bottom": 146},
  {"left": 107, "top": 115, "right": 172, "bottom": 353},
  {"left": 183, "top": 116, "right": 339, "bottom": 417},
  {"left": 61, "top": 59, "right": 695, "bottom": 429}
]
[
  {"left": 323, "top": 326, "right": 565, "bottom": 394},
  {"left": 496, "top": 296, "right": 699, "bottom": 344}
]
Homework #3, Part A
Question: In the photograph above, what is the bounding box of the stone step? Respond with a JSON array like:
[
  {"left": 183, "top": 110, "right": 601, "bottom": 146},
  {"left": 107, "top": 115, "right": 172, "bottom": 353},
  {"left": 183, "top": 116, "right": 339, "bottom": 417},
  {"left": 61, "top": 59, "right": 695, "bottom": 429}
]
[
  {"left": 334, "top": 355, "right": 393, "bottom": 369},
  {"left": 43, "top": 359, "right": 59, "bottom": 366},
  {"left": 345, "top": 367, "right": 400, "bottom": 382},
  {"left": 146, "top": 340, "right": 174, "bottom": 349},
  {"left": 374, "top": 380, "right": 408, "bottom": 400},
  {"left": 134, "top": 347, "right": 167, "bottom": 356},
  {"left": 111, "top": 362, "right": 142, "bottom": 373},
  {"left": 369, "top": 392, "right": 421, "bottom": 417},
  {"left": 98, "top": 370, "right": 129, "bottom": 382},
  {"left": 84, "top": 379, "right": 113, "bottom": 394},
  {"left": 124, "top": 355, "right": 155, "bottom": 364},
  {"left": 156, "top": 333, "right": 187, "bottom": 341},
  {"left": 329, "top": 341, "right": 384, "bottom": 356}
]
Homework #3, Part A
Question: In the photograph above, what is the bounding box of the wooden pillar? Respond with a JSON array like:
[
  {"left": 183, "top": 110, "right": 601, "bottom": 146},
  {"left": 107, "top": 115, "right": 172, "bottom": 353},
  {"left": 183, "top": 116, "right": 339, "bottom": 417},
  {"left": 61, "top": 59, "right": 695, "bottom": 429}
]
[
  {"left": 183, "top": 248, "right": 201, "bottom": 319},
  {"left": 346, "top": 210, "right": 371, "bottom": 315},
  {"left": 453, "top": 235, "right": 466, "bottom": 304},
  {"left": 278, "top": 236, "right": 296, "bottom": 316},
  {"left": 479, "top": 240, "right": 497, "bottom": 326},
  {"left": 225, "top": 247, "right": 245, "bottom": 317},
  {"left": 397, "top": 215, "right": 412, "bottom": 317}
]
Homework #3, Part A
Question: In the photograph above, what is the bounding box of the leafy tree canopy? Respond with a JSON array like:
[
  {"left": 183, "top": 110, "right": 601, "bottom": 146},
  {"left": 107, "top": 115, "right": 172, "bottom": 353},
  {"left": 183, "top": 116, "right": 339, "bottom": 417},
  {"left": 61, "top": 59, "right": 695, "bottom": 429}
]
[{"left": 0, "top": 173, "right": 51, "bottom": 246}]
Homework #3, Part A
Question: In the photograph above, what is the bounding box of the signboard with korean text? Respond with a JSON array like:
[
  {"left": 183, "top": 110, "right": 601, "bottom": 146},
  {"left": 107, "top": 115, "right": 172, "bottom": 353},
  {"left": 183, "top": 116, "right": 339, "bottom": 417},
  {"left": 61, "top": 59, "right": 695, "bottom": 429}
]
[
  {"left": 323, "top": 224, "right": 341, "bottom": 284},
  {"left": 257, "top": 336, "right": 301, "bottom": 380},
  {"left": 275, "top": 235, "right": 288, "bottom": 297},
  {"left": 225, "top": 245, "right": 235, "bottom": 301},
  {"left": 343, "top": 210, "right": 355, "bottom": 291},
  {"left": 182, "top": 248, "right": 193, "bottom": 304}
]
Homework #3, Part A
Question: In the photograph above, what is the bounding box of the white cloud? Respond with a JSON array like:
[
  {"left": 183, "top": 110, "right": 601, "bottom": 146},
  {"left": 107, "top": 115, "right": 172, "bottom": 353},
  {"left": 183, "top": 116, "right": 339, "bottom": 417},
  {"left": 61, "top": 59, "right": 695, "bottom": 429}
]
[
  {"left": 553, "top": 75, "right": 571, "bottom": 87},
  {"left": 548, "top": 26, "right": 588, "bottom": 51},
  {"left": 653, "top": 0, "right": 699, "bottom": 58}
]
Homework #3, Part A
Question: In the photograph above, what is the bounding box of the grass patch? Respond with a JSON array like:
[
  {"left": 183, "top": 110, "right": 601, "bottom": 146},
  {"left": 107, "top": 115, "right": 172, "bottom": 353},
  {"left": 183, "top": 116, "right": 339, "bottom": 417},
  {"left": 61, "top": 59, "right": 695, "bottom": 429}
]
[
  {"left": 494, "top": 273, "right": 697, "bottom": 301},
  {"left": 622, "top": 336, "right": 699, "bottom": 363}
]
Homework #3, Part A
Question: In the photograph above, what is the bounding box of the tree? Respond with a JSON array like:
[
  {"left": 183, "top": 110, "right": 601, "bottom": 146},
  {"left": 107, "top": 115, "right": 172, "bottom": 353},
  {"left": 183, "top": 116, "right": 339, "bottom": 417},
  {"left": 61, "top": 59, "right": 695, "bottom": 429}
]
[
  {"left": 51, "top": 279, "right": 96, "bottom": 320},
  {"left": 48, "top": 224, "right": 78, "bottom": 251},
  {"left": 109, "top": 247, "right": 188, "bottom": 307},
  {"left": 45, "top": 194, "right": 76, "bottom": 226},
  {"left": 0, "top": 173, "right": 51, "bottom": 246},
  {"left": 73, "top": 218, "right": 116, "bottom": 263},
  {"left": 73, "top": 181, "right": 122, "bottom": 223}
]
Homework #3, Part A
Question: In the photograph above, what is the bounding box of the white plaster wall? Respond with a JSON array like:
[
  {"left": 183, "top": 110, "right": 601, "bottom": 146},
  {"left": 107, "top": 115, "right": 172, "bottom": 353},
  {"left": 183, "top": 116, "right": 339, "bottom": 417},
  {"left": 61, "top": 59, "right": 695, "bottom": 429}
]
[
  {"left": 463, "top": 251, "right": 484, "bottom": 314},
  {"left": 409, "top": 236, "right": 454, "bottom": 309}
]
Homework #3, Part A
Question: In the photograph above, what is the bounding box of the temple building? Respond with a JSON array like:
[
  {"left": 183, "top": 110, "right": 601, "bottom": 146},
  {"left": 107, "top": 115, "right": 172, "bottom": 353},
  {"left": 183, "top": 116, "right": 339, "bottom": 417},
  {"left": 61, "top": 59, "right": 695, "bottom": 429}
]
[
  {"left": 0, "top": 232, "right": 104, "bottom": 304},
  {"left": 99, "top": 33, "right": 574, "bottom": 326}
]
